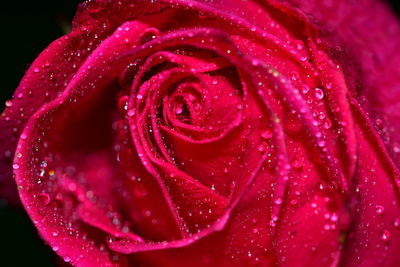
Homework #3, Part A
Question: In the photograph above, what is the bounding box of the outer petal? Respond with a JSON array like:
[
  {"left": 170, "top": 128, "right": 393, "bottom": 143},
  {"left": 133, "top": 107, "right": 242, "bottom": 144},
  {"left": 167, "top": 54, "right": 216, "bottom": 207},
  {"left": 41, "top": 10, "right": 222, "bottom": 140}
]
[
  {"left": 1, "top": 30, "right": 90, "bottom": 205},
  {"left": 280, "top": 0, "right": 400, "bottom": 164},
  {"left": 276, "top": 0, "right": 400, "bottom": 265}
]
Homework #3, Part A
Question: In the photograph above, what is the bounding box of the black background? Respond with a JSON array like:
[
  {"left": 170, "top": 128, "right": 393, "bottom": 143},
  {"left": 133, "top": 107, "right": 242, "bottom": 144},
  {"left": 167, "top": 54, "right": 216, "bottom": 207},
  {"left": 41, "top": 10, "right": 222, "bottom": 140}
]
[{"left": 1, "top": 1, "right": 399, "bottom": 266}]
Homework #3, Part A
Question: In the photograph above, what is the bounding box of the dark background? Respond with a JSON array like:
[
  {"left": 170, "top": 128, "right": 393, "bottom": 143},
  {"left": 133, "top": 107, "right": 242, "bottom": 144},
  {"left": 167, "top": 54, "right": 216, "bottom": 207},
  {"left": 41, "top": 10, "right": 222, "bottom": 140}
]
[{"left": 1, "top": 0, "right": 399, "bottom": 266}]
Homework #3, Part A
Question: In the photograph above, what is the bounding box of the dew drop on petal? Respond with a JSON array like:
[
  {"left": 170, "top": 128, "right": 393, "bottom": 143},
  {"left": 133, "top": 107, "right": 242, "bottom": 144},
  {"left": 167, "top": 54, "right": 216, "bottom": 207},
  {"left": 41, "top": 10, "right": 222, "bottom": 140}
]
[
  {"left": 291, "top": 155, "right": 304, "bottom": 169},
  {"left": 260, "top": 130, "right": 273, "bottom": 139},
  {"left": 317, "top": 140, "right": 326, "bottom": 147},
  {"left": 393, "top": 144, "right": 400, "bottom": 154},
  {"left": 393, "top": 218, "right": 400, "bottom": 228},
  {"left": 323, "top": 119, "right": 332, "bottom": 129},
  {"left": 376, "top": 205, "right": 385, "bottom": 215},
  {"left": 5, "top": 100, "right": 13, "bottom": 107},
  {"left": 38, "top": 193, "right": 50, "bottom": 205},
  {"left": 127, "top": 110, "right": 135, "bottom": 117},
  {"left": 314, "top": 88, "right": 324, "bottom": 100},
  {"left": 257, "top": 142, "right": 268, "bottom": 152},
  {"left": 375, "top": 119, "right": 384, "bottom": 130},
  {"left": 381, "top": 229, "right": 390, "bottom": 242},
  {"left": 325, "top": 82, "right": 332, "bottom": 89},
  {"left": 301, "top": 85, "right": 310, "bottom": 94},
  {"left": 175, "top": 107, "right": 183, "bottom": 115},
  {"left": 300, "top": 56, "right": 308, "bottom": 62},
  {"left": 330, "top": 213, "right": 338, "bottom": 222}
]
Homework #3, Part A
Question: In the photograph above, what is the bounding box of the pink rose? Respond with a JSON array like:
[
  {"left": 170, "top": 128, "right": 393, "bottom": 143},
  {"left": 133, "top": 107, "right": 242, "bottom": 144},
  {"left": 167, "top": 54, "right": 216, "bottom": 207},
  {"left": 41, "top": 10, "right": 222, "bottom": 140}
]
[{"left": 1, "top": 0, "right": 400, "bottom": 266}]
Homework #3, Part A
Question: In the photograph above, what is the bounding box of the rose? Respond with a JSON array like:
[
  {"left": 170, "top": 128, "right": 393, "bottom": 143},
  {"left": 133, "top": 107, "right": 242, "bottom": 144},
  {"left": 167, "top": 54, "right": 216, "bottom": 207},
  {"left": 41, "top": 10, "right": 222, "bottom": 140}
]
[
  {"left": 1, "top": 0, "right": 400, "bottom": 266},
  {"left": 2, "top": 0, "right": 400, "bottom": 266}
]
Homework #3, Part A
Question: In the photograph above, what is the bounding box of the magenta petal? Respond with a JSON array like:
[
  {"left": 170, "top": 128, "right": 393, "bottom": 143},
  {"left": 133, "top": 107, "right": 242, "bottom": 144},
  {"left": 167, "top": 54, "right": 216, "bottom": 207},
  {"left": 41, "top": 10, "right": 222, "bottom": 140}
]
[
  {"left": 0, "top": 29, "right": 101, "bottom": 205},
  {"left": 284, "top": 0, "right": 400, "bottom": 165},
  {"left": 337, "top": 100, "right": 400, "bottom": 266}
]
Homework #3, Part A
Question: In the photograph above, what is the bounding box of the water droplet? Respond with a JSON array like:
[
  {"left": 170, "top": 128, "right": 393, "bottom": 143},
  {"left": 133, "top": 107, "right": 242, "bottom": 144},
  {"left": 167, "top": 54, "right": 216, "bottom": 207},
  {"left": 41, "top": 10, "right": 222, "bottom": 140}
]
[
  {"left": 330, "top": 213, "right": 338, "bottom": 222},
  {"left": 198, "top": 11, "right": 207, "bottom": 19},
  {"left": 40, "top": 160, "right": 48, "bottom": 168},
  {"left": 317, "top": 140, "right": 326, "bottom": 147},
  {"left": 394, "top": 218, "right": 400, "bottom": 228},
  {"left": 381, "top": 229, "right": 390, "bottom": 242},
  {"left": 325, "top": 83, "right": 332, "bottom": 89},
  {"left": 117, "top": 96, "right": 129, "bottom": 113},
  {"left": 12, "top": 164, "right": 19, "bottom": 170},
  {"left": 314, "top": 88, "right": 324, "bottom": 100},
  {"left": 295, "top": 41, "right": 304, "bottom": 50},
  {"left": 323, "top": 119, "right": 332, "bottom": 129},
  {"left": 323, "top": 224, "right": 331, "bottom": 230},
  {"left": 291, "top": 155, "right": 304, "bottom": 169},
  {"left": 251, "top": 59, "right": 260, "bottom": 66},
  {"left": 5, "top": 100, "right": 13, "bottom": 107},
  {"left": 137, "top": 94, "right": 143, "bottom": 100},
  {"left": 375, "top": 119, "right": 384, "bottom": 130},
  {"left": 257, "top": 142, "right": 268, "bottom": 152},
  {"left": 127, "top": 109, "right": 135, "bottom": 117},
  {"left": 291, "top": 72, "right": 299, "bottom": 81},
  {"left": 300, "top": 56, "right": 308, "bottom": 62},
  {"left": 38, "top": 193, "right": 50, "bottom": 205},
  {"left": 301, "top": 85, "right": 310, "bottom": 94},
  {"left": 175, "top": 106, "right": 183, "bottom": 114},
  {"left": 63, "top": 256, "right": 71, "bottom": 263},
  {"left": 376, "top": 205, "right": 385, "bottom": 215},
  {"left": 260, "top": 130, "right": 273, "bottom": 139},
  {"left": 33, "top": 67, "right": 40, "bottom": 73}
]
